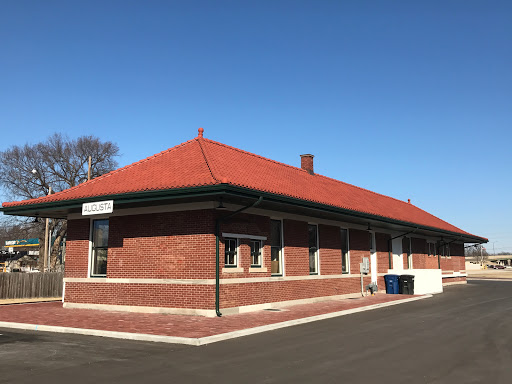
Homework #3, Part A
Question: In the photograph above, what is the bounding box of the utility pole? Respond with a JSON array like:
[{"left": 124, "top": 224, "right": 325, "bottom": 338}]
[
  {"left": 88, "top": 156, "right": 92, "bottom": 181},
  {"left": 43, "top": 186, "right": 52, "bottom": 272}
]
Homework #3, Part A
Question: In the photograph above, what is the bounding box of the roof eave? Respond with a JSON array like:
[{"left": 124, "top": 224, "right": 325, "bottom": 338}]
[{"left": 1, "top": 184, "right": 488, "bottom": 244}]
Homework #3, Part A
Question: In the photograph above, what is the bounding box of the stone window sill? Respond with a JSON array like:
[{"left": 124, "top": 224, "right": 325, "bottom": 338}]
[
  {"left": 249, "top": 267, "right": 268, "bottom": 273},
  {"left": 222, "top": 267, "right": 244, "bottom": 273}
]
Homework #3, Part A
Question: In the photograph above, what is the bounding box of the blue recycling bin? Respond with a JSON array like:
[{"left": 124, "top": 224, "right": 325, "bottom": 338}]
[{"left": 384, "top": 274, "right": 400, "bottom": 294}]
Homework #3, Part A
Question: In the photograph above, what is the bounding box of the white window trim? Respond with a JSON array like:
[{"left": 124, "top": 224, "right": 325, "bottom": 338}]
[
  {"left": 308, "top": 223, "right": 319, "bottom": 275},
  {"left": 222, "top": 233, "right": 267, "bottom": 241},
  {"left": 250, "top": 239, "right": 264, "bottom": 268},
  {"left": 427, "top": 241, "right": 436, "bottom": 257},
  {"left": 224, "top": 237, "right": 239, "bottom": 268},
  {"left": 341, "top": 227, "right": 350, "bottom": 274},
  {"left": 407, "top": 237, "right": 413, "bottom": 269},
  {"left": 89, "top": 217, "right": 109, "bottom": 278},
  {"left": 270, "top": 218, "right": 284, "bottom": 276}
]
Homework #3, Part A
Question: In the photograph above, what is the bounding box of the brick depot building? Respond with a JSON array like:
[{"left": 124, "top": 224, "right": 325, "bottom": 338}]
[{"left": 1, "top": 129, "right": 487, "bottom": 316}]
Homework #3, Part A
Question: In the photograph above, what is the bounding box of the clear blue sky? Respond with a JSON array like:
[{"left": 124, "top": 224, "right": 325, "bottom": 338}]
[{"left": 1, "top": 0, "right": 511, "bottom": 252}]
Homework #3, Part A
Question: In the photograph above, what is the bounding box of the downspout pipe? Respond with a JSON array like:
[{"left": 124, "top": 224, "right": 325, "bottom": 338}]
[
  {"left": 215, "top": 196, "right": 263, "bottom": 317},
  {"left": 387, "top": 228, "right": 419, "bottom": 269}
]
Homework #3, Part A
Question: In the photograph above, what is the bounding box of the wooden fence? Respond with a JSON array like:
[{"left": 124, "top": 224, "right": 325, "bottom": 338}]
[{"left": 0, "top": 273, "right": 63, "bottom": 299}]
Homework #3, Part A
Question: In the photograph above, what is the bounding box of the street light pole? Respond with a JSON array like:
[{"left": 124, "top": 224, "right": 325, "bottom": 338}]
[
  {"left": 88, "top": 156, "right": 92, "bottom": 181},
  {"left": 492, "top": 241, "right": 498, "bottom": 256},
  {"left": 43, "top": 186, "right": 52, "bottom": 272}
]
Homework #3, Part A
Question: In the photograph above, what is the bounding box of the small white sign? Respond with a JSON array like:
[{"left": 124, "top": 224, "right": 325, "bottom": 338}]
[
  {"left": 82, "top": 200, "right": 114, "bottom": 216},
  {"left": 360, "top": 257, "right": 370, "bottom": 274}
]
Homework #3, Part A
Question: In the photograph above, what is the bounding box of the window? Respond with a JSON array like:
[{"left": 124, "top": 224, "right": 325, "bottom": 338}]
[
  {"left": 251, "top": 240, "right": 262, "bottom": 267},
  {"left": 224, "top": 238, "right": 238, "bottom": 267},
  {"left": 91, "top": 219, "right": 109, "bottom": 277},
  {"left": 270, "top": 219, "right": 283, "bottom": 275},
  {"left": 309, "top": 224, "right": 318, "bottom": 274},
  {"left": 407, "top": 237, "right": 412, "bottom": 269},
  {"left": 428, "top": 242, "right": 435, "bottom": 257},
  {"left": 341, "top": 228, "right": 349, "bottom": 273},
  {"left": 438, "top": 243, "right": 450, "bottom": 258}
]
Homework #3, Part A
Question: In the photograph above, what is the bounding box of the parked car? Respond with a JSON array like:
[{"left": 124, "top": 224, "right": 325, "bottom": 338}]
[{"left": 495, "top": 265, "right": 506, "bottom": 269}]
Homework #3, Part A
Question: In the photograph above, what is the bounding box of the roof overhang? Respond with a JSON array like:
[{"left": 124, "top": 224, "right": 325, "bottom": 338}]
[{"left": 1, "top": 184, "right": 488, "bottom": 244}]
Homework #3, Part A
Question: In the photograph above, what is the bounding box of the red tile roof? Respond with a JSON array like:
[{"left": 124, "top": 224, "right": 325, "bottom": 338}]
[{"left": 2, "top": 129, "right": 481, "bottom": 239}]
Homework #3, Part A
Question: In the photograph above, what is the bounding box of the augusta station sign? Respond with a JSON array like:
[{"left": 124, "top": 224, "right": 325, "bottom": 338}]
[{"left": 82, "top": 200, "right": 114, "bottom": 216}]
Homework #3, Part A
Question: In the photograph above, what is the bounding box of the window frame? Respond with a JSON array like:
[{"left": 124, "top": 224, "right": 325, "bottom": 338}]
[
  {"left": 89, "top": 218, "right": 109, "bottom": 277},
  {"left": 428, "top": 241, "right": 436, "bottom": 257},
  {"left": 308, "top": 224, "right": 319, "bottom": 275},
  {"left": 270, "top": 219, "right": 284, "bottom": 276},
  {"left": 224, "top": 237, "right": 239, "bottom": 268},
  {"left": 250, "top": 240, "right": 263, "bottom": 268},
  {"left": 340, "top": 228, "right": 350, "bottom": 274},
  {"left": 407, "top": 237, "right": 413, "bottom": 269},
  {"left": 445, "top": 244, "right": 451, "bottom": 259}
]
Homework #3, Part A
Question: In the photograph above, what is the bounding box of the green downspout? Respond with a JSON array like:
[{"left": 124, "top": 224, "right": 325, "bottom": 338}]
[{"left": 215, "top": 197, "right": 263, "bottom": 317}]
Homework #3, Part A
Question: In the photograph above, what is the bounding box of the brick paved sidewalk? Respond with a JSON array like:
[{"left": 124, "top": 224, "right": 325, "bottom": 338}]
[{"left": 0, "top": 293, "right": 419, "bottom": 340}]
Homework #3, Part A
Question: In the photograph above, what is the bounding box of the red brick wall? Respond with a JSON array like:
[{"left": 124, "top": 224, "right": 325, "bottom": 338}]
[
  {"left": 65, "top": 282, "right": 215, "bottom": 309},
  {"left": 220, "top": 275, "right": 385, "bottom": 309},
  {"left": 108, "top": 210, "right": 216, "bottom": 279},
  {"left": 442, "top": 276, "right": 466, "bottom": 284},
  {"left": 319, "top": 224, "right": 343, "bottom": 275},
  {"left": 65, "top": 219, "right": 91, "bottom": 278},
  {"left": 439, "top": 242, "right": 465, "bottom": 272},
  {"left": 376, "top": 232, "right": 391, "bottom": 273},
  {"left": 349, "top": 229, "right": 370, "bottom": 275},
  {"left": 411, "top": 237, "right": 440, "bottom": 269},
  {"left": 283, "top": 219, "right": 309, "bottom": 276},
  {"left": 67, "top": 209, "right": 457, "bottom": 312},
  {"left": 402, "top": 237, "right": 410, "bottom": 269}
]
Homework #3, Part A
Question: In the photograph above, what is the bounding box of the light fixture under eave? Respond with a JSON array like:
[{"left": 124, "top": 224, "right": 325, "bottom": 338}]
[
  {"left": 367, "top": 223, "right": 372, "bottom": 231},
  {"left": 216, "top": 198, "right": 228, "bottom": 210},
  {"left": 32, "top": 217, "right": 39, "bottom": 223}
]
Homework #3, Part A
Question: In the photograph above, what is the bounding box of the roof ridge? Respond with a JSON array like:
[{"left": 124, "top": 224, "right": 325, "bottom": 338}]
[
  {"left": 197, "top": 137, "right": 220, "bottom": 183},
  {"left": 202, "top": 137, "right": 311, "bottom": 173},
  {"left": 202, "top": 137, "right": 423, "bottom": 210}
]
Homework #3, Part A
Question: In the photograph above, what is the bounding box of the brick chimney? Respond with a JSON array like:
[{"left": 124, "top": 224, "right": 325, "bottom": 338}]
[{"left": 300, "top": 154, "right": 314, "bottom": 175}]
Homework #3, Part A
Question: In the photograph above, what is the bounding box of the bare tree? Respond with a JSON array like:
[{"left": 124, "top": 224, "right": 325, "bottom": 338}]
[
  {"left": 465, "top": 244, "right": 489, "bottom": 265},
  {"left": 0, "top": 134, "right": 119, "bottom": 270}
]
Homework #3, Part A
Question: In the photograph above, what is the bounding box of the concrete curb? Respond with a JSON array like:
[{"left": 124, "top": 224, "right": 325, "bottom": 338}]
[
  {"left": 468, "top": 278, "right": 512, "bottom": 282},
  {"left": 0, "top": 295, "right": 432, "bottom": 346}
]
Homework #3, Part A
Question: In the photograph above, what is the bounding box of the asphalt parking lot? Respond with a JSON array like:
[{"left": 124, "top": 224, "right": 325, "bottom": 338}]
[{"left": 1, "top": 280, "right": 512, "bottom": 384}]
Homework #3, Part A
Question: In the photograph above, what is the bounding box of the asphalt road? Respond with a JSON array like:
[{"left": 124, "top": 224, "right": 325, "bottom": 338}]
[{"left": 1, "top": 280, "right": 511, "bottom": 384}]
